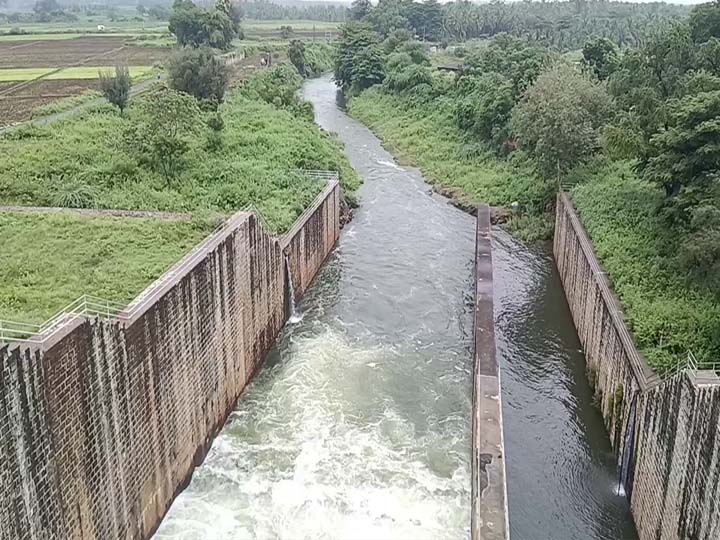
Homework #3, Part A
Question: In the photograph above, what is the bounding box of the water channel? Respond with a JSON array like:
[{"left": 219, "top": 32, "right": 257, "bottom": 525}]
[{"left": 155, "top": 75, "right": 637, "bottom": 539}]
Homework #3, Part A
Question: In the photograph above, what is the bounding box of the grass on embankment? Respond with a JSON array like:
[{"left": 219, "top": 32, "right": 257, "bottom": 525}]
[
  {"left": 0, "top": 212, "right": 209, "bottom": 323},
  {"left": 570, "top": 161, "right": 720, "bottom": 371},
  {"left": 0, "top": 87, "right": 359, "bottom": 234},
  {"left": 348, "top": 87, "right": 554, "bottom": 240}
]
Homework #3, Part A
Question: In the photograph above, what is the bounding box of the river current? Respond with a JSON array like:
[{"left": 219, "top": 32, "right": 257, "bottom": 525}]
[{"left": 155, "top": 75, "right": 637, "bottom": 540}]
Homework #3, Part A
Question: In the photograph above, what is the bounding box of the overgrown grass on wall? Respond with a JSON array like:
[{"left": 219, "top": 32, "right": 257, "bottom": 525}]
[
  {"left": 0, "top": 85, "right": 359, "bottom": 234},
  {"left": 570, "top": 161, "right": 720, "bottom": 371},
  {"left": 0, "top": 212, "right": 209, "bottom": 323},
  {"left": 348, "top": 87, "right": 554, "bottom": 240}
]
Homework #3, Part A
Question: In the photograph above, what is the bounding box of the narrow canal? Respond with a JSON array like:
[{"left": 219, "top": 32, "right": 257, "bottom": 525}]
[{"left": 154, "top": 75, "right": 636, "bottom": 539}]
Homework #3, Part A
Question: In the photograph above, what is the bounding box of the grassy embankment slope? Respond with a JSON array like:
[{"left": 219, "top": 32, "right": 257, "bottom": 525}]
[
  {"left": 569, "top": 161, "right": 720, "bottom": 370},
  {"left": 0, "top": 69, "right": 359, "bottom": 324},
  {"left": 350, "top": 86, "right": 720, "bottom": 371},
  {"left": 349, "top": 86, "right": 553, "bottom": 239},
  {"left": 0, "top": 213, "right": 207, "bottom": 323}
]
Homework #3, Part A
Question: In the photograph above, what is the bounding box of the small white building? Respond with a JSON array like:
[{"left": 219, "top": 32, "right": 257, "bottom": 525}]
[{"left": 97, "top": 24, "right": 106, "bottom": 31}]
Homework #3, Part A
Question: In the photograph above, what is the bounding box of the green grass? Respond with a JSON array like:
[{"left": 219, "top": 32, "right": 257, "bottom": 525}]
[
  {"left": 243, "top": 20, "right": 341, "bottom": 32},
  {"left": 0, "top": 84, "right": 359, "bottom": 235},
  {"left": 349, "top": 87, "right": 554, "bottom": 240},
  {"left": 0, "top": 66, "right": 154, "bottom": 81},
  {"left": 570, "top": 161, "right": 720, "bottom": 371},
  {"left": 0, "top": 212, "right": 209, "bottom": 323}
]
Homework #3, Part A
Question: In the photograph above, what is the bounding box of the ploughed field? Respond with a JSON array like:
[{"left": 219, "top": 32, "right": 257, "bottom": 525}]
[{"left": 0, "top": 36, "right": 167, "bottom": 127}]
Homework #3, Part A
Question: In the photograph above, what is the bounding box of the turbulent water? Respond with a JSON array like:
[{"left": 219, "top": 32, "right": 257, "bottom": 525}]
[{"left": 155, "top": 75, "right": 637, "bottom": 540}]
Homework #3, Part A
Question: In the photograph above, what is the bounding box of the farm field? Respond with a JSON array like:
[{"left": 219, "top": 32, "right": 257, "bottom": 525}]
[
  {"left": 0, "top": 66, "right": 154, "bottom": 81},
  {"left": 0, "top": 36, "right": 168, "bottom": 126},
  {"left": 0, "top": 37, "right": 167, "bottom": 68}
]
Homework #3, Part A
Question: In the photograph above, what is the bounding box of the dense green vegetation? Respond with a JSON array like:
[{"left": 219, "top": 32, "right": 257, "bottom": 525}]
[
  {"left": 339, "top": 2, "right": 720, "bottom": 370},
  {"left": 0, "top": 72, "right": 358, "bottom": 233},
  {"left": 349, "top": 88, "right": 554, "bottom": 239},
  {"left": 0, "top": 212, "right": 209, "bottom": 323},
  {"left": 571, "top": 163, "right": 720, "bottom": 369}
]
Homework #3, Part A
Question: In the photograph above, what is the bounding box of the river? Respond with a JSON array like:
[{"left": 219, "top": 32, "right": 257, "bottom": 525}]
[{"left": 154, "top": 75, "right": 637, "bottom": 539}]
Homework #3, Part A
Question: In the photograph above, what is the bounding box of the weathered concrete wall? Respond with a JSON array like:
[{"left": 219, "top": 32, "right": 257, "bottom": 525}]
[
  {"left": 632, "top": 373, "right": 720, "bottom": 540},
  {"left": 554, "top": 192, "right": 720, "bottom": 540},
  {"left": 281, "top": 180, "right": 341, "bottom": 300},
  {"left": 0, "top": 180, "right": 340, "bottom": 540},
  {"left": 554, "top": 193, "right": 653, "bottom": 450},
  {"left": 472, "top": 205, "right": 508, "bottom": 540}
]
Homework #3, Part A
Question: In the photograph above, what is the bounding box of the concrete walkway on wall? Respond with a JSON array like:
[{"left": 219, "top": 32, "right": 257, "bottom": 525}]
[{"left": 472, "top": 204, "right": 509, "bottom": 540}]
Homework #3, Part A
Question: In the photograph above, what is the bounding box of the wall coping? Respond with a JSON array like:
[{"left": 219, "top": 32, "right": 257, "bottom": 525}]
[
  {"left": 558, "top": 192, "right": 656, "bottom": 390},
  {"left": 472, "top": 204, "right": 509, "bottom": 540}
]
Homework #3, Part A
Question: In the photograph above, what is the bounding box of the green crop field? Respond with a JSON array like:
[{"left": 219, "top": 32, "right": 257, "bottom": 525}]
[
  {"left": 0, "top": 212, "right": 209, "bottom": 324},
  {"left": 0, "top": 33, "right": 85, "bottom": 41},
  {"left": 0, "top": 66, "right": 155, "bottom": 81}
]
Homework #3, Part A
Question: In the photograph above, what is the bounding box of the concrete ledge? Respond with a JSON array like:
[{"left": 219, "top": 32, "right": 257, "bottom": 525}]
[{"left": 472, "top": 204, "right": 509, "bottom": 540}]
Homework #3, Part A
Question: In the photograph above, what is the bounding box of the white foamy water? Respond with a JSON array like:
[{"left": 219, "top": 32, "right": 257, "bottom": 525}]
[{"left": 155, "top": 328, "right": 470, "bottom": 540}]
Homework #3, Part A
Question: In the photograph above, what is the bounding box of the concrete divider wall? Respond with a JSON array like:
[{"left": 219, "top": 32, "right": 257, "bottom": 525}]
[
  {"left": 554, "top": 192, "right": 720, "bottom": 540},
  {"left": 0, "top": 179, "right": 340, "bottom": 540},
  {"left": 472, "top": 205, "right": 508, "bottom": 540}
]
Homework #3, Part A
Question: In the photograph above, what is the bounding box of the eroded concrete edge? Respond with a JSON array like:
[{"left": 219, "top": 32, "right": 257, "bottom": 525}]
[{"left": 472, "top": 205, "right": 509, "bottom": 540}]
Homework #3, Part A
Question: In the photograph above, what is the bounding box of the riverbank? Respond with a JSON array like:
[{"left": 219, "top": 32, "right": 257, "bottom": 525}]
[
  {"left": 569, "top": 161, "right": 720, "bottom": 371},
  {"left": 347, "top": 87, "right": 554, "bottom": 241}
]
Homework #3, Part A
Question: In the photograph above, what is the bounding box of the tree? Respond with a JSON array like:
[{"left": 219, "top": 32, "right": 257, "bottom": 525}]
[
  {"left": 169, "top": 0, "right": 235, "bottom": 50},
  {"left": 167, "top": 46, "right": 229, "bottom": 107},
  {"left": 454, "top": 72, "right": 515, "bottom": 150},
  {"left": 643, "top": 90, "right": 720, "bottom": 206},
  {"left": 464, "top": 34, "right": 547, "bottom": 98},
  {"left": 349, "top": 0, "right": 371, "bottom": 21},
  {"left": 99, "top": 64, "right": 132, "bottom": 114},
  {"left": 334, "top": 22, "right": 385, "bottom": 93},
  {"left": 582, "top": 37, "right": 619, "bottom": 80},
  {"left": 124, "top": 87, "right": 201, "bottom": 185},
  {"left": 33, "top": 0, "right": 62, "bottom": 21},
  {"left": 689, "top": 1, "right": 720, "bottom": 43},
  {"left": 512, "top": 63, "right": 613, "bottom": 178},
  {"left": 288, "top": 39, "right": 307, "bottom": 77}
]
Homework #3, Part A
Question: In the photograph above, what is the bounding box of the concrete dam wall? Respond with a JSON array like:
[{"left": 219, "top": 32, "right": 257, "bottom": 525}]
[
  {"left": 0, "top": 179, "right": 341, "bottom": 540},
  {"left": 554, "top": 192, "right": 720, "bottom": 540}
]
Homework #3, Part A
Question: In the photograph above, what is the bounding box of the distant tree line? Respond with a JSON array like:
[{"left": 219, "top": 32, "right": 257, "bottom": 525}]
[
  {"left": 342, "top": 0, "right": 691, "bottom": 48},
  {"left": 241, "top": 0, "right": 348, "bottom": 23}
]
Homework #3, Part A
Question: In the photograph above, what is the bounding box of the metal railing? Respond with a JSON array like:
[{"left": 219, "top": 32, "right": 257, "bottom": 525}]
[
  {"left": 645, "top": 350, "right": 720, "bottom": 390},
  {"left": 0, "top": 295, "right": 128, "bottom": 346}
]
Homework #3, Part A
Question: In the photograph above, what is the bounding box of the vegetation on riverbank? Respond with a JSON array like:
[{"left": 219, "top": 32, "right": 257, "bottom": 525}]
[
  {"left": 571, "top": 163, "right": 720, "bottom": 370},
  {"left": 0, "top": 212, "right": 209, "bottom": 323},
  {"left": 349, "top": 88, "right": 554, "bottom": 240}
]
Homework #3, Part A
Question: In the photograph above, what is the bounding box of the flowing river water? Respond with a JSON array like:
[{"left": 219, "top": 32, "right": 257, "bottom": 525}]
[{"left": 155, "top": 75, "right": 637, "bottom": 539}]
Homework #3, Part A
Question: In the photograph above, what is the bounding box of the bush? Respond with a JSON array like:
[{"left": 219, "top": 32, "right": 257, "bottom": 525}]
[
  {"left": 51, "top": 182, "right": 98, "bottom": 208},
  {"left": 99, "top": 65, "right": 131, "bottom": 113},
  {"left": 167, "top": 46, "right": 229, "bottom": 107}
]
